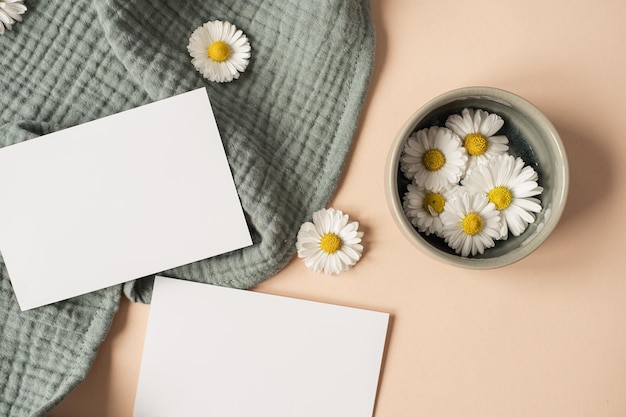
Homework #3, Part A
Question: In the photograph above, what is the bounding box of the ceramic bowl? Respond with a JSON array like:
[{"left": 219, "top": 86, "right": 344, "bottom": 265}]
[{"left": 384, "top": 86, "right": 569, "bottom": 269}]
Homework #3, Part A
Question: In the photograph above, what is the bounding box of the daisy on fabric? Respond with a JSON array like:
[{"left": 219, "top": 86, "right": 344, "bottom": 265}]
[
  {"left": 400, "top": 126, "right": 468, "bottom": 192},
  {"left": 445, "top": 108, "right": 509, "bottom": 171},
  {"left": 0, "top": 0, "right": 27, "bottom": 35},
  {"left": 440, "top": 192, "right": 502, "bottom": 257},
  {"left": 296, "top": 208, "right": 364, "bottom": 275},
  {"left": 462, "top": 154, "right": 543, "bottom": 238},
  {"left": 187, "top": 20, "right": 251, "bottom": 83},
  {"left": 403, "top": 183, "right": 454, "bottom": 237}
]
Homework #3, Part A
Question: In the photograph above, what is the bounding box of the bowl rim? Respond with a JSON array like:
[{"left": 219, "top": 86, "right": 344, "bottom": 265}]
[{"left": 384, "top": 86, "right": 570, "bottom": 269}]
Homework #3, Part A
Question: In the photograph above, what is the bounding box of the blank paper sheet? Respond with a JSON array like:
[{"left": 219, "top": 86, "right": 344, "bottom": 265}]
[
  {"left": 133, "top": 276, "right": 389, "bottom": 417},
  {"left": 0, "top": 88, "right": 252, "bottom": 310}
]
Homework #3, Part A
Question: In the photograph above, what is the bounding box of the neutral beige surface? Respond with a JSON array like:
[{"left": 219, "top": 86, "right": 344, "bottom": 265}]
[{"left": 50, "top": 1, "right": 626, "bottom": 416}]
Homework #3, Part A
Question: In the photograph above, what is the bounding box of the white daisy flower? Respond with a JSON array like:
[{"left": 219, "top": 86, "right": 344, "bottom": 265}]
[
  {"left": 462, "top": 154, "right": 543, "bottom": 238},
  {"left": 0, "top": 0, "right": 27, "bottom": 35},
  {"left": 403, "top": 183, "right": 454, "bottom": 237},
  {"left": 445, "top": 108, "right": 509, "bottom": 171},
  {"left": 440, "top": 192, "right": 502, "bottom": 257},
  {"left": 296, "top": 208, "right": 364, "bottom": 275},
  {"left": 400, "top": 126, "right": 468, "bottom": 192},
  {"left": 187, "top": 20, "right": 251, "bottom": 83}
]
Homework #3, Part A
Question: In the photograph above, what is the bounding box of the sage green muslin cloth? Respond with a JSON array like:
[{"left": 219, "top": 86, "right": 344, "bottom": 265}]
[{"left": 0, "top": 1, "right": 374, "bottom": 415}]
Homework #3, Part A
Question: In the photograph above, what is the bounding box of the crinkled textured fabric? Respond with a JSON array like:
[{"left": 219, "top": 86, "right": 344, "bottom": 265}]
[
  {"left": 0, "top": 0, "right": 374, "bottom": 415},
  {"left": 0, "top": 261, "right": 120, "bottom": 417}
]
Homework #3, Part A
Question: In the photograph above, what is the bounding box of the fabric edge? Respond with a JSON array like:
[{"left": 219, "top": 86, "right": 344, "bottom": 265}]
[{"left": 30, "top": 286, "right": 122, "bottom": 417}]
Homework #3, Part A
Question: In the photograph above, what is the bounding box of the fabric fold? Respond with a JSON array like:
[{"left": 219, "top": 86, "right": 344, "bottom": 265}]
[{"left": 0, "top": 261, "right": 121, "bottom": 417}]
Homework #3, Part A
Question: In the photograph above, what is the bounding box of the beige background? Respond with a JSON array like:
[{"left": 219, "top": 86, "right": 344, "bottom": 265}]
[{"left": 50, "top": 1, "right": 626, "bottom": 416}]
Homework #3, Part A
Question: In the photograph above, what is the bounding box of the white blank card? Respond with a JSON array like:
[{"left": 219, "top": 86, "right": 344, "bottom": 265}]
[
  {"left": 133, "top": 276, "right": 390, "bottom": 417},
  {"left": 0, "top": 88, "right": 252, "bottom": 310}
]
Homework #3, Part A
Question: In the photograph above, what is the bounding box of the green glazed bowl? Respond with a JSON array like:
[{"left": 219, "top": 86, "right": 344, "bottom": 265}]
[{"left": 385, "top": 86, "right": 569, "bottom": 269}]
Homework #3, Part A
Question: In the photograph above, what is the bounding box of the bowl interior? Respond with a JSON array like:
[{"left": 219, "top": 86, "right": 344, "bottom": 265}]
[{"left": 389, "top": 88, "right": 568, "bottom": 268}]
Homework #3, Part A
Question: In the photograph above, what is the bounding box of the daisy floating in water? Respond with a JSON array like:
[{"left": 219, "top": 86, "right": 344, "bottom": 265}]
[
  {"left": 440, "top": 192, "right": 502, "bottom": 257},
  {"left": 462, "top": 154, "right": 543, "bottom": 238},
  {"left": 399, "top": 106, "right": 543, "bottom": 257},
  {"left": 400, "top": 126, "right": 467, "bottom": 192},
  {"left": 445, "top": 108, "right": 509, "bottom": 171},
  {"left": 403, "top": 183, "right": 454, "bottom": 237},
  {"left": 296, "top": 208, "right": 363, "bottom": 275},
  {"left": 187, "top": 20, "right": 251, "bottom": 83}
]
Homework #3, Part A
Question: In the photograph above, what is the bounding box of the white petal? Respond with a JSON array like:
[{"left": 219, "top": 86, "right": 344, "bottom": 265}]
[
  {"left": 0, "top": 9, "right": 14, "bottom": 25},
  {"left": 341, "top": 245, "right": 362, "bottom": 262},
  {"left": 336, "top": 250, "right": 353, "bottom": 266},
  {"left": 512, "top": 198, "right": 542, "bottom": 213},
  {"left": 479, "top": 113, "right": 504, "bottom": 136}
]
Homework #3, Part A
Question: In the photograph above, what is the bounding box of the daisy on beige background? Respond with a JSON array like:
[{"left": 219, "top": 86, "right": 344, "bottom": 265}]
[{"left": 296, "top": 208, "right": 364, "bottom": 275}]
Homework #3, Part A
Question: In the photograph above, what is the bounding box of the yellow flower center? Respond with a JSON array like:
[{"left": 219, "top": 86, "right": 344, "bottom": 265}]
[
  {"left": 464, "top": 133, "right": 488, "bottom": 156},
  {"left": 462, "top": 212, "right": 483, "bottom": 236},
  {"left": 207, "top": 41, "right": 231, "bottom": 62},
  {"left": 422, "top": 149, "right": 445, "bottom": 171},
  {"left": 488, "top": 186, "right": 513, "bottom": 210},
  {"left": 320, "top": 233, "right": 342, "bottom": 254},
  {"left": 423, "top": 192, "right": 445, "bottom": 214}
]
